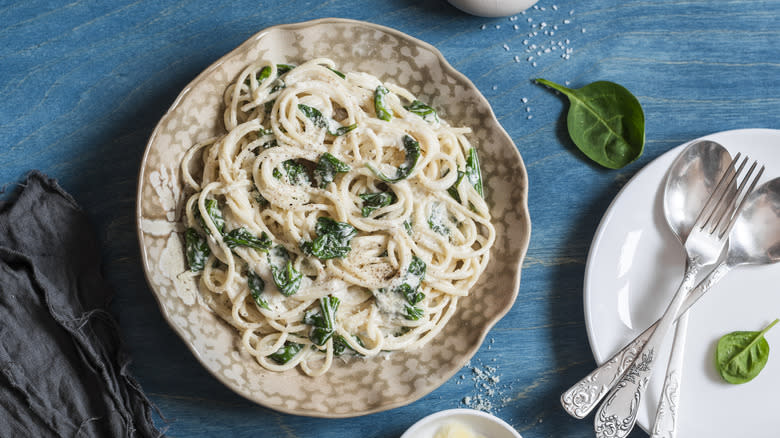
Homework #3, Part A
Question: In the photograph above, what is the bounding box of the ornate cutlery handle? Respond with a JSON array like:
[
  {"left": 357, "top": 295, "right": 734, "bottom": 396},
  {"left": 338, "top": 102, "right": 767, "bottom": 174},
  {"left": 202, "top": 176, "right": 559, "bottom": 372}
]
[
  {"left": 593, "top": 262, "right": 701, "bottom": 438},
  {"left": 650, "top": 313, "right": 688, "bottom": 438},
  {"left": 561, "top": 323, "right": 654, "bottom": 419},
  {"left": 560, "top": 261, "right": 731, "bottom": 420}
]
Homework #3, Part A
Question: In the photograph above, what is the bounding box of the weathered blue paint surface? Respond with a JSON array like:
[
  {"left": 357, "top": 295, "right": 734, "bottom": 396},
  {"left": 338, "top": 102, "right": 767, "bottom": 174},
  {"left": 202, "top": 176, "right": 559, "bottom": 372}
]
[{"left": 2, "top": 1, "right": 778, "bottom": 436}]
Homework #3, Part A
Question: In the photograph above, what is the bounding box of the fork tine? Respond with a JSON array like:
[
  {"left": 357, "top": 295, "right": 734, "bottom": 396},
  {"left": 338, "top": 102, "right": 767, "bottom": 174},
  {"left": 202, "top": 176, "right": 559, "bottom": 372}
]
[
  {"left": 702, "top": 157, "right": 756, "bottom": 234},
  {"left": 692, "top": 152, "right": 743, "bottom": 231},
  {"left": 717, "top": 162, "right": 765, "bottom": 238}
]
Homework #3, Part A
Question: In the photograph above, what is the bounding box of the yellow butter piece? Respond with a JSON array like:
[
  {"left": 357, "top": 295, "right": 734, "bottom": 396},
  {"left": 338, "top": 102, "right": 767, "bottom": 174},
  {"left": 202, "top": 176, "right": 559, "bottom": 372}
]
[{"left": 433, "top": 421, "right": 486, "bottom": 438}]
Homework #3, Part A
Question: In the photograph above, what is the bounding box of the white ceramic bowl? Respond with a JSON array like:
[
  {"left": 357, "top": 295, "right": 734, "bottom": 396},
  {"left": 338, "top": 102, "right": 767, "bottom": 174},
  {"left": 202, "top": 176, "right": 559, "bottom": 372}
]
[
  {"left": 447, "top": 0, "right": 538, "bottom": 17},
  {"left": 401, "top": 409, "right": 522, "bottom": 438}
]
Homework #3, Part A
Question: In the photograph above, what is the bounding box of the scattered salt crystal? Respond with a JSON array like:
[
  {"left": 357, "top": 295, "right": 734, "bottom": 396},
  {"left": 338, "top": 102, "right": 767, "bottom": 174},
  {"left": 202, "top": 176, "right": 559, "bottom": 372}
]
[
  {"left": 514, "top": 24, "right": 519, "bottom": 30},
  {"left": 521, "top": 97, "right": 528, "bottom": 103},
  {"left": 480, "top": 24, "right": 486, "bottom": 30},
  {"left": 532, "top": 62, "right": 537, "bottom": 66},
  {"left": 552, "top": 4, "right": 558, "bottom": 10},
  {"left": 527, "top": 115, "right": 533, "bottom": 119},
  {"left": 527, "top": 17, "right": 533, "bottom": 22},
  {"left": 503, "top": 44, "right": 510, "bottom": 51},
  {"left": 495, "top": 24, "right": 501, "bottom": 29},
  {"left": 582, "top": 28, "right": 586, "bottom": 33},
  {"left": 492, "top": 85, "right": 498, "bottom": 90},
  {"left": 563, "top": 19, "right": 571, "bottom": 24},
  {"left": 526, "top": 107, "right": 531, "bottom": 112},
  {"left": 514, "top": 55, "right": 520, "bottom": 63}
]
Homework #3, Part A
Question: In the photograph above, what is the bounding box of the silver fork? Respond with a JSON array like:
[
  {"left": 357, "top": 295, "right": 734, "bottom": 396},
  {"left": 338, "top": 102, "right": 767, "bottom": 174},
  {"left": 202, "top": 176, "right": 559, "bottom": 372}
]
[{"left": 592, "top": 155, "right": 762, "bottom": 438}]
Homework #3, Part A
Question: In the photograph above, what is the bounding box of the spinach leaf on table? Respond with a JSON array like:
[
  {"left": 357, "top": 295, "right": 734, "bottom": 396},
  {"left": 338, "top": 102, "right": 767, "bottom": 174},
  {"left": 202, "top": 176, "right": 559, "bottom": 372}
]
[
  {"left": 300, "top": 217, "right": 357, "bottom": 260},
  {"left": 716, "top": 318, "right": 778, "bottom": 384},
  {"left": 303, "top": 296, "right": 340, "bottom": 346},
  {"left": 366, "top": 134, "right": 421, "bottom": 183},
  {"left": 535, "top": 78, "right": 644, "bottom": 169},
  {"left": 223, "top": 227, "right": 272, "bottom": 251},
  {"left": 269, "top": 341, "right": 303, "bottom": 365},
  {"left": 268, "top": 246, "right": 302, "bottom": 296},
  {"left": 184, "top": 228, "right": 210, "bottom": 272},
  {"left": 315, "top": 152, "right": 351, "bottom": 188}
]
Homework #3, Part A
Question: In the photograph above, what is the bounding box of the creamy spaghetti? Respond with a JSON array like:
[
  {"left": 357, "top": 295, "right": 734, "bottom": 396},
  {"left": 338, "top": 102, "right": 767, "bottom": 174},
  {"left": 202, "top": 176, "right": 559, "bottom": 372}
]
[{"left": 180, "top": 58, "right": 495, "bottom": 376}]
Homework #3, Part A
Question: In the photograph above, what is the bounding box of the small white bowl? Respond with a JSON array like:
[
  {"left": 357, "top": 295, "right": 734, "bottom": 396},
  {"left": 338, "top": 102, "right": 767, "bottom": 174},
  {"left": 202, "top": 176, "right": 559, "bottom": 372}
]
[
  {"left": 447, "top": 0, "right": 538, "bottom": 17},
  {"left": 401, "top": 409, "right": 522, "bottom": 438}
]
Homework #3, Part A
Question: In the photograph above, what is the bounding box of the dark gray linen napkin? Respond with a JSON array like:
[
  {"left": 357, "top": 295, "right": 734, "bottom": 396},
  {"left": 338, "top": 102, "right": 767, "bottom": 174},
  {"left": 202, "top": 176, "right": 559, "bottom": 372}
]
[{"left": 0, "top": 172, "right": 162, "bottom": 437}]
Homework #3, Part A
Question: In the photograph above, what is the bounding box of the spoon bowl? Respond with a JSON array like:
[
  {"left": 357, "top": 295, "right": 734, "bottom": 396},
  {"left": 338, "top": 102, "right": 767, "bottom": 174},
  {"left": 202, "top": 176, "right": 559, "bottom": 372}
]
[
  {"left": 664, "top": 140, "right": 732, "bottom": 242},
  {"left": 727, "top": 177, "right": 780, "bottom": 266}
]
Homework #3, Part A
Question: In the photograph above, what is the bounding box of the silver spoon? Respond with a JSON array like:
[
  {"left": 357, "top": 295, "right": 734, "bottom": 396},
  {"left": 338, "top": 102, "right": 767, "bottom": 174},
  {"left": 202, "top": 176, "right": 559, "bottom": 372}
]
[{"left": 560, "top": 140, "right": 731, "bottom": 419}]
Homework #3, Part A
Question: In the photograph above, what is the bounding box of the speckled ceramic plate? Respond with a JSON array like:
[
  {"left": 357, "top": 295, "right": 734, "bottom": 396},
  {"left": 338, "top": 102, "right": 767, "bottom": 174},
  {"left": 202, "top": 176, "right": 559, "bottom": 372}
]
[{"left": 136, "top": 18, "right": 530, "bottom": 418}]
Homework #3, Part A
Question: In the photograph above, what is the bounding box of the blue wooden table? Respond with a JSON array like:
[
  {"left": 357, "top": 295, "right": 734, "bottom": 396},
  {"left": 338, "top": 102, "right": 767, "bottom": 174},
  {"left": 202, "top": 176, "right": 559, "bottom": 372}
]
[{"left": 2, "top": 1, "right": 778, "bottom": 436}]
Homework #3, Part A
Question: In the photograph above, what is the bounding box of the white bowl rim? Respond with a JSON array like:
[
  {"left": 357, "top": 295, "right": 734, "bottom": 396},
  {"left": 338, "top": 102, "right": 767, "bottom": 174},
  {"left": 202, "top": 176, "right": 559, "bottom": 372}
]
[{"left": 401, "top": 408, "right": 523, "bottom": 438}]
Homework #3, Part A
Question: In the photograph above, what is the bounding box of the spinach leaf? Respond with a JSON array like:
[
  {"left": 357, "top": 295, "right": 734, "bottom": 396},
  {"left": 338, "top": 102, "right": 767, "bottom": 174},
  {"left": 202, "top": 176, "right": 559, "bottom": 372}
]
[
  {"left": 374, "top": 85, "right": 393, "bottom": 121},
  {"left": 284, "top": 160, "right": 309, "bottom": 185},
  {"left": 327, "top": 66, "right": 346, "bottom": 79},
  {"left": 298, "top": 104, "right": 357, "bottom": 136},
  {"left": 464, "top": 147, "right": 483, "bottom": 197},
  {"left": 298, "top": 104, "right": 328, "bottom": 129},
  {"left": 269, "top": 341, "right": 303, "bottom": 364},
  {"left": 274, "top": 159, "right": 310, "bottom": 186},
  {"left": 333, "top": 334, "right": 365, "bottom": 356},
  {"left": 716, "top": 318, "right": 778, "bottom": 384},
  {"left": 427, "top": 202, "right": 450, "bottom": 236},
  {"left": 404, "top": 100, "right": 439, "bottom": 123},
  {"left": 447, "top": 147, "right": 484, "bottom": 202},
  {"left": 366, "top": 134, "right": 421, "bottom": 183},
  {"left": 303, "top": 296, "right": 340, "bottom": 346},
  {"left": 257, "top": 128, "right": 273, "bottom": 137},
  {"left": 405, "top": 304, "right": 424, "bottom": 321},
  {"left": 247, "top": 269, "right": 269, "bottom": 310},
  {"left": 223, "top": 227, "right": 272, "bottom": 251},
  {"left": 276, "top": 64, "right": 295, "bottom": 75},
  {"left": 535, "top": 78, "right": 644, "bottom": 169},
  {"left": 403, "top": 220, "right": 413, "bottom": 236},
  {"left": 300, "top": 217, "right": 357, "bottom": 260},
  {"left": 184, "top": 228, "right": 210, "bottom": 272},
  {"left": 315, "top": 152, "right": 351, "bottom": 188},
  {"left": 264, "top": 99, "right": 275, "bottom": 114},
  {"left": 268, "top": 246, "right": 302, "bottom": 296},
  {"left": 359, "top": 191, "right": 396, "bottom": 217},
  {"left": 196, "top": 199, "right": 224, "bottom": 235},
  {"left": 330, "top": 123, "right": 357, "bottom": 137},
  {"left": 378, "top": 256, "right": 426, "bottom": 320}
]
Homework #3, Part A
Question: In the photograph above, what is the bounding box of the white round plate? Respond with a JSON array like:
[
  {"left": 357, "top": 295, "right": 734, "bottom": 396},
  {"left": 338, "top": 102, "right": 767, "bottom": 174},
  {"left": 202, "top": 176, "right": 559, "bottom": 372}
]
[
  {"left": 401, "top": 409, "right": 522, "bottom": 438},
  {"left": 584, "top": 128, "right": 780, "bottom": 437}
]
